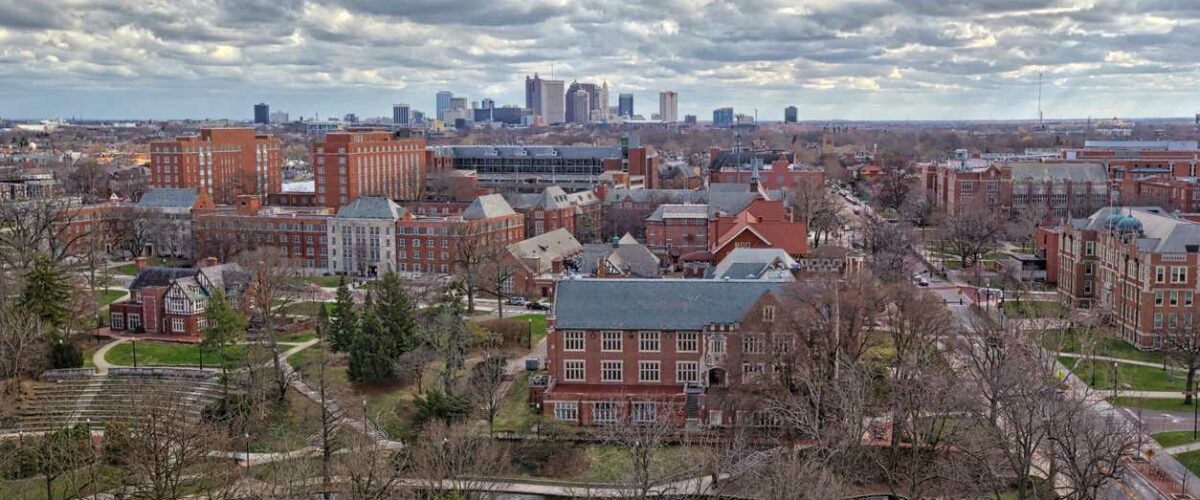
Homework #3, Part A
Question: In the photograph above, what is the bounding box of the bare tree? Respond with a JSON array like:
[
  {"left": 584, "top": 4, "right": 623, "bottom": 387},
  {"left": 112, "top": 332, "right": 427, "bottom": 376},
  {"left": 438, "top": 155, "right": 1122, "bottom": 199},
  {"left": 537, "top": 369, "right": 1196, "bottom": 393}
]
[
  {"left": 1165, "top": 320, "right": 1200, "bottom": 405},
  {"left": 240, "top": 247, "right": 301, "bottom": 399},
  {"left": 938, "top": 201, "right": 1004, "bottom": 274},
  {"left": 786, "top": 182, "right": 840, "bottom": 248},
  {"left": 475, "top": 246, "right": 516, "bottom": 319},
  {"left": 596, "top": 400, "right": 686, "bottom": 499},
  {"left": 874, "top": 163, "right": 916, "bottom": 211},
  {"left": 468, "top": 351, "right": 507, "bottom": 436},
  {"left": 393, "top": 345, "right": 436, "bottom": 395},
  {"left": 405, "top": 422, "right": 504, "bottom": 498},
  {"left": 1047, "top": 398, "right": 1137, "bottom": 499},
  {"left": 0, "top": 305, "right": 45, "bottom": 395},
  {"left": 0, "top": 198, "right": 93, "bottom": 270},
  {"left": 861, "top": 218, "right": 915, "bottom": 283}
]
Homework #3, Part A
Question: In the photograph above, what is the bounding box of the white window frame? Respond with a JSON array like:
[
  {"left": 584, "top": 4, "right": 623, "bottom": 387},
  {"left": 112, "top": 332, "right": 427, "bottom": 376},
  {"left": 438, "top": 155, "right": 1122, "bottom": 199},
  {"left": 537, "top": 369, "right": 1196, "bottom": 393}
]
[
  {"left": 111, "top": 312, "right": 125, "bottom": 330},
  {"left": 171, "top": 318, "right": 185, "bottom": 333},
  {"left": 632, "top": 402, "right": 657, "bottom": 423},
  {"left": 638, "top": 361, "right": 661, "bottom": 383},
  {"left": 601, "top": 331, "right": 622, "bottom": 352},
  {"left": 553, "top": 401, "right": 578, "bottom": 422},
  {"left": 127, "top": 313, "right": 141, "bottom": 331},
  {"left": 676, "top": 332, "right": 698, "bottom": 353},
  {"left": 563, "top": 360, "right": 585, "bottom": 382},
  {"left": 676, "top": 361, "right": 698, "bottom": 384},
  {"left": 601, "top": 360, "right": 623, "bottom": 382},
  {"left": 593, "top": 402, "right": 618, "bottom": 424},
  {"left": 563, "top": 331, "right": 585, "bottom": 351},
  {"left": 638, "top": 331, "right": 660, "bottom": 352}
]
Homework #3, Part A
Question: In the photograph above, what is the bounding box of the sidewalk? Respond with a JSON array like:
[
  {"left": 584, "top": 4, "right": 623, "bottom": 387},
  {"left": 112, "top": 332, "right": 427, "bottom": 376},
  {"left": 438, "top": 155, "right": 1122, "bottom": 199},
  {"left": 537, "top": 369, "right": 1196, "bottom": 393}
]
[
  {"left": 1058, "top": 352, "right": 1181, "bottom": 371},
  {"left": 1164, "top": 441, "right": 1200, "bottom": 455}
]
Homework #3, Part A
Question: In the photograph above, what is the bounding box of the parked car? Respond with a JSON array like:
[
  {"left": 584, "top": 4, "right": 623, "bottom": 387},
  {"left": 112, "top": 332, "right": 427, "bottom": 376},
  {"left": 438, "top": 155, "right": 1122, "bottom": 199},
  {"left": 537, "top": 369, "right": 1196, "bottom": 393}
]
[
  {"left": 917, "top": 277, "right": 930, "bottom": 287},
  {"left": 505, "top": 296, "right": 527, "bottom": 306},
  {"left": 525, "top": 301, "right": 551, "bottom": 311}
]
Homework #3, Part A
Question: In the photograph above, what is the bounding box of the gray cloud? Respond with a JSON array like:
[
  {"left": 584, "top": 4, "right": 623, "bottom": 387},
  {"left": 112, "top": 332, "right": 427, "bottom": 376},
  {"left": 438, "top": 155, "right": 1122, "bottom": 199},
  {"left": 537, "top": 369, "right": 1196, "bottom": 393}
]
[{"left": 0, "top": 0, "right": 1198, "bottom": 120}]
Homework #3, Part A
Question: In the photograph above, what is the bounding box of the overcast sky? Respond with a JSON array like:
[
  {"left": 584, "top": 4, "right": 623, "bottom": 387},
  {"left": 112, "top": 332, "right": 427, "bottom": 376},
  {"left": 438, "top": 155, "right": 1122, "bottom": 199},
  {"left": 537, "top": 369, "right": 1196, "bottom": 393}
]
[{"left": 1, "top": 0, "right": 1198, "bottom": 121}]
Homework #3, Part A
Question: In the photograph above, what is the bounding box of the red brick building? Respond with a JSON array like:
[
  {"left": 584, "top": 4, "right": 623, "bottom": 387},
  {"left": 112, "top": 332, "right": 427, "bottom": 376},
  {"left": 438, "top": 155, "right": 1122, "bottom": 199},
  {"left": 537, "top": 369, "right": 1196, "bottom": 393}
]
[
  {"left": 923, "top": 157, "right": 1109, "bottom": 219},
  {"left": 149, "top": 128, "right": 282, "bottom": 205},
  {"left": 644, "top": 204, "right": 710, "bottom": 260},
  {"left": 1120, "top": 176, "right": 1200, "bottom": 213},
  {"left": 710, "top": 154, "right": 825, "bottom": 191},
  {"left": 109, "top": 257, "right": 249, "bottom": 337},
  {"left": 1062, "top": 140, "right": 1200, "bottom": 181},
  {"left": 504, "top": 228, "right": 584, "bottom": 298},
  {"left": 542, "top": 279, "right": 788, "bottom": 427},
  {"left": 193, "top": 195, "right": 332, "bottom": 269},
  {"left": 510, "top": 186, "right": 602, "bottom": 241},
  {"left": 708, "top": 199, "right": 807, "bottom": 264},
  {"left": 312, "top": 131, "right": 426, "bottom": 209},
  {"left": 1048, "top": 207, "right": 1200, "bottom": 349}
]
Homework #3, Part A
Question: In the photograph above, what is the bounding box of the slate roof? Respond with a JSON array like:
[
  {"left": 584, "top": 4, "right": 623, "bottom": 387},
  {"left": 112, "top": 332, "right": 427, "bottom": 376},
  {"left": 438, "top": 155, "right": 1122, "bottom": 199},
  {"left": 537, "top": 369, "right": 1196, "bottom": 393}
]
[
  {"left": 128, "top": 267, "right": 197, "bottom": 290},
  {"left": 507, "top": 228, "right": 583, "bottom": 273},
  {"left": 578, "top": 236, "right": 660, "bottom": 278},
  {"left": 646, "top": 204, "right": 709, "bottom": 222},
  {"left": 710, "top": 248, "right": 797, "bottom": 281},
  {"left": 1009, "top": 162, "right": 1107, "bottom": 183},
  {"left": 1073, "top": 207, "right": 1200, "bottom": 254},
  {"left": 334, "top": 197, "right": 404, "bottom": 219},
  {"left": 432, "top": 145, "right": 620, "bottom": 160},
  {"left": 138, "top": 188, "right": 200, "bottom": 209},
  {"left": 463, "top": 194, "right": 517, "bottom": 220},
  {"left": 554, "top": 279, "right": 785, "bottom": 330}
]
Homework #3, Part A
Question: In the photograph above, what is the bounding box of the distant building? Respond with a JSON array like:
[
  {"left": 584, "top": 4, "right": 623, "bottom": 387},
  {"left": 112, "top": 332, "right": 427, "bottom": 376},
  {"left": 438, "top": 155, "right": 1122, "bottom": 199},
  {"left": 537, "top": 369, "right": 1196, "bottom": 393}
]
[
  {"left": 504, "top": 228, "right": 583, "bottom": 298},
  {"left": 109, "top": 258, "right": 249, "bottom": 337},
  {"left": 923, "top": 156, "right": 1109, "bottom": 219},
  {"left": 618, "top": 93, "right": 634, "bottom": 118},
  {"left": 269, "top": 111, "right": 289, "bottom": 124},
  {"left": 488, "top": 106, "right": 532, "bottom": 125},
  {"left": 566, "top": 81, "right": 598, "bottom": 123},
  {"left": 149, "top": 128, "right": 282, "bottom": 204},
  {"left": 713, "top": 107, "right": 734, "bottom": 127},
  {"left": 659, "top": 91, "right": 678, "bottom": 123},
  {"left": 254, "top": 103, "right": 269, "bottom": 124},
  {"left": 412, "top": 110, "right": 425, "bottom": 124},
  {"left": 343, "top": 113, "right": 358, "bottom": 124},
  {"left": 509, "top": 186, "right": 602, "bottom": 239},
  {"left": 784, "top": 106, "right": 798, "bottom": 123},
  {"left": 429, "top": 145, "right": 620, "bottom": 190},
  {"left": 436, "top": 91, "right": 453, "bottom": 121},
  {"left": 393, "top": 104, "right": 410, "bottom": 126},
  {"left": 526, "top": 74, "right": 565, "bottom": 124},
  {"left": 311, "top": 131, "right": 426, "bottom": 208},
  {"left": 684, "top": 115, "right": 697, "bottom": 126}
]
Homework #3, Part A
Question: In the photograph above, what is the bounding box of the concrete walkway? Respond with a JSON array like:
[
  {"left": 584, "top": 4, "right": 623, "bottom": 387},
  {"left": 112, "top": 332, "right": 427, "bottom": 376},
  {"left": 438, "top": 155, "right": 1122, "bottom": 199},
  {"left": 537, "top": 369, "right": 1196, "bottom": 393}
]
[
  {"left": 1164, "top": 441, "right": 1200, "bottom": 455},
  {"left": 90, "top": 338, "right": 129, "bottom": 375},
  {"left": 1059, "top": 352, "right": 1180, "bottom": 370}
]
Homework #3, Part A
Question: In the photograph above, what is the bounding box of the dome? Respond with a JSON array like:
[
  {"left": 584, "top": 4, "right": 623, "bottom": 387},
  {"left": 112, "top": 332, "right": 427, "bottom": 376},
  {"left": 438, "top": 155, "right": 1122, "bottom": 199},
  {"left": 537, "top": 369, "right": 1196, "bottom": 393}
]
[
  {"left": 1116, "top": 215, "right": 1143, "bottom": 234},
  {"left": 1104, "top": 213, "right": 1125, "bottom": 229}
]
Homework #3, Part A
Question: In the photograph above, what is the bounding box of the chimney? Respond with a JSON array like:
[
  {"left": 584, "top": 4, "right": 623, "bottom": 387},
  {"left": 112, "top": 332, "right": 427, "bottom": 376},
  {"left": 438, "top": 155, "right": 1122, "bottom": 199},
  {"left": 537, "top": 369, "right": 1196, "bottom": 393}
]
[
  {"left": 202, "top": 256, "right": 219, "bottom": 268},
  {"left": 135, "top": 256, "right": 147, "bottom": 271}
]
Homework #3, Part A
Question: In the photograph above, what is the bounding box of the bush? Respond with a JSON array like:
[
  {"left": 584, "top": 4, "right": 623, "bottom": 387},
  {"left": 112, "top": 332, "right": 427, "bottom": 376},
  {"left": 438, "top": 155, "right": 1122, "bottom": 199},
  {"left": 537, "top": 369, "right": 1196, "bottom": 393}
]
[
  {"left": 510, "top": 441, "right": 585, "bottom": 477},
  {"left": 478, "top": 318, "right": 529, "bottom": 346},
  {"left": 48, "top": 337, "right": 83, "bottom": 369},
  {"left": 413, "top": 389, "right": 472, "bottom": 426}
]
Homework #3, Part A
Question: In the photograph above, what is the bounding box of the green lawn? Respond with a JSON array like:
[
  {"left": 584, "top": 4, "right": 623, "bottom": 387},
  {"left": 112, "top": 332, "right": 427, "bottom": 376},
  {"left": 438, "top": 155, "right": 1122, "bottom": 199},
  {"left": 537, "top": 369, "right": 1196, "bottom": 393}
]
[
  {"left": 574, "top": 446, "right": 695, "bottom": 483},
  {"left": 105, "top": 341, "right": 246, "bottom": 368},
  {"left": 112, "top": 257, "right": 172, "bottom": 276},
  {"left": 281, "top": 301, "right": 333, "bottom": 317},
  {"left": 494, "top": 372, "right": 539, "bottom": 432},
  {"left": 1044, "top": 331, "right": 1165, "bottom": 364},
  {"left": 1175, "top": 449, "right": 1200, "bottom": 477},
  {"left": 1154, "top": 431, "right": 1200, "bottom": 449},
  {"left": 1060, "top": 356, "right": 1186, "bottom": 392},
  {"left": 291, "top": 275, "right": 348, "bottom": 288},
  {"left": 95, "top": 289, "right": 126, "bottom": 306},
  {"left": 280, "top": 330, "right": 317, "bottom": 343},
  {"left": 1110, "top": 397, "right": 1195, "bottom": 412},
  {"left": 1003, "top": 301, "right": 1067, "bottom": 319},
  {"left": 512, "top": 314, "right": 548, "bottom": 346}
]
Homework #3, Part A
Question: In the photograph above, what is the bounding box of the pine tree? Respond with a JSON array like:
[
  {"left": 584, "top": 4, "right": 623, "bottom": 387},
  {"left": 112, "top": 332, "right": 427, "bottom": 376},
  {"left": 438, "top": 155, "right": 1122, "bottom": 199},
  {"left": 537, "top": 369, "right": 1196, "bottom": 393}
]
[
  {"left": 21, "top": 256, "right": 72, "bottom": 330},
  {"left": 316, "top": 301, "right": 331, "bottom": 340},
  {"left": 348, "top": 307, "right": 392, "bottom": 383},
  {"left": 202, "top": 289, "right": 248, "bottom": 393},
  {"left": 374, "top": 271, "right": 418, "bottom": 360},
  {"left": 328, "top": 276, "right": 358, "bottom": 352}
]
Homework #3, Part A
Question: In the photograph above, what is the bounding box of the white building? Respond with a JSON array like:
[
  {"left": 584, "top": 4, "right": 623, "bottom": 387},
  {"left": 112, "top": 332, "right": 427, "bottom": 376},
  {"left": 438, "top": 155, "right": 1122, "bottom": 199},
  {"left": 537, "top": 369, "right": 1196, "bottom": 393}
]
[
  {"left": 327, "top": 197, "right": 402, "bottom": 277},
  {"left": 659, "top": 91, "right": 678, "bottom": 123}
]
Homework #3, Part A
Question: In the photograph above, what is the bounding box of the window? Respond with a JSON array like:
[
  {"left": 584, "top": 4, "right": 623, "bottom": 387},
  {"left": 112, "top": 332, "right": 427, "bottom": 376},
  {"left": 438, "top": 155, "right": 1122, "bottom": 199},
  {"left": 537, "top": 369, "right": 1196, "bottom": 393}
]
[
  {"left": 1187, "top": 292, "right": 1195, "bottom": 307},
  {"left": 762, "top": 305, "right": 775, "bottom": 322},
  {"left": 563, "top": 360, "right": 585, "bottom": 382},
  {"left": 171, "top": 318, "right": 185, "bottom": 333},
  {"left": 676, "top": 361, "right": 698, "bottom": 384},
  {"left": 111, "top": 313, "right": 125, "bottom": 330},
  {"left": 742, "top": 363, "right": 765, "bottom": 377},
  {"left": 709, "top": 336, "right": 725, "bottom": 354},
  {"left": 1156, "top": 291, "right": 1164, "bottom": 306},
  {"left": 564, "top": 331, "right": 584, "bottom": 351},
  {"left": 743, "top": 335, "right": 765, "bottom": 354},
  {"left": 639, "top": 331, "right": 660, "bottom": 352},
  {"left": 1154, "top": 313, "right": 1163, "bottom": 329},
  {"left": 1084, "top": 241, "right": 1095, "bottom": 256},
  {"left": 1157, "top": 266, "right": 1166, "bottom": 283},
  {"left": 632, "top": 402, "right": 657, "bottom": 423},
  {"left": 601, "top": 361, "right": 622, "bottom": 382},
  {"left": 601, "top": 331, "right": 622, "bottom": 352},
  {"left": 1084, "top": 261, "right": 1094, "bottom": 276},
  {"left": 593, "top": 402, "right": 618, "bottom": 424},
  {"left": 638, "top": 361, "right": 661, "bottom": 383},
  {"left": 127, "top": 314, "right": 141, "bottom": 331},
  {"left": 1171, "top": 291, "right": 1180, "bottom": 307},
  {"left": 554, "top": 401, "right": 578, "bottom": 421},
  {"left": 676, "top": 332, "right": 698, "bottom": 352},
  {"left": 1172, "top": 266, "right": 1188, "bottom": 283}
]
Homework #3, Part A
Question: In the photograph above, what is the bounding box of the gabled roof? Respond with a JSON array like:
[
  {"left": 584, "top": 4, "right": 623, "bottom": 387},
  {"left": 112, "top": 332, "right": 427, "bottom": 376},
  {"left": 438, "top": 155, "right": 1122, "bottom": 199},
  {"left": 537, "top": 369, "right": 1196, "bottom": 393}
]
[
  {"left": 554, "top": 279, "right": 785, "bottom": 330},
  {"left": 128, "top": 267, "right": 196, "bottom": 290},
  {"left": 138, "top": 188, "right": 200, "bottom": 209},
  {"left": 646, "top": 203, "right": 709, "bottom": 222},
  {"left": 710, "top": 248, "right": 797, "bottom": 281},
  {"left": 463, "top": 194, "right": 516, "bottom": 220},
  {"left": 335, "top": 197, "right": 404, "bottom": 219},
  {"left": 578, "top": 236, "right": 660, "bottom": 278},
  {"left": 1073, "top": 207, "right": 1200, "bottom": 254},
  {"left": 1009, "top": 162, "right": 1107, "bottom": 183},
  {"left": 507, "top": 228, "right": 583, "bottom": 273}
]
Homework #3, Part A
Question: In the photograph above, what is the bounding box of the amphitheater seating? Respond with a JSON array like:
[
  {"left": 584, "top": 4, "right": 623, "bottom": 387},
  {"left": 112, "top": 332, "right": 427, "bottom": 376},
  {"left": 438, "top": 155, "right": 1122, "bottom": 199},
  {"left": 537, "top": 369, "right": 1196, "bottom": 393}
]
[{"left": 10, "top": 369, "right": 223, "bottom": 433}]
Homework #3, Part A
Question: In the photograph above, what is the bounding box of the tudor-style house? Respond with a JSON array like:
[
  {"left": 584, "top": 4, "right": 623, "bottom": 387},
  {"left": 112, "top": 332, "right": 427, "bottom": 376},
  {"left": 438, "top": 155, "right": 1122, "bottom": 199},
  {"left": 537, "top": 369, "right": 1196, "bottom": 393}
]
[
  {"left": 540, "top": 278, "right": 790, "bottom": 428},
  {"left": 109, "top": 257, "right": 249, "bottom": 336}
]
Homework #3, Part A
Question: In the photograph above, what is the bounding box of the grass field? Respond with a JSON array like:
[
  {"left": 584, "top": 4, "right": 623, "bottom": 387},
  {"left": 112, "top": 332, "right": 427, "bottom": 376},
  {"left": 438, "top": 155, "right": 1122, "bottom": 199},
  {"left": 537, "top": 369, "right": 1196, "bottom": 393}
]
[
  {"left": 1003, "top": 301, "right": 1067, "bottom": 319},
  {"left": 112, "top": 257, "right": 173, "bottom": 276},
  {"left": 95, "top": 289, "right": 126, "bottom": 306},
  {"left": 106, "top": 340, "right": 246, "bottom": 368},
  {"left": 1154, "top": 430, "right": 1200, "bottom": 449},
  {"left": 281, "top": 301, "right": 333, "bottom": 317},
  {"left": 280, "top": 330, "right": 317, "bottom": 343},
  {"left": 511, "top": 314, "right": 548, "bottom": 346},
  {"left": 1109, "top": 397, "right": 1195, "bottom": 412},
  {"left": 1045, "top": 331, "right": 1165, "bottom": 364},
  {"left": 494, "top": 372, "right": 538, "bottom": 432},
  {"left": 291, "top": 275, "right": 348, "bottom": 288},
  {"left": 1060, "top": 356, "right": 1186, "bottom": 392},
  {"left": 1175, "top": 449, "right": 1200, "bottom": 477}
]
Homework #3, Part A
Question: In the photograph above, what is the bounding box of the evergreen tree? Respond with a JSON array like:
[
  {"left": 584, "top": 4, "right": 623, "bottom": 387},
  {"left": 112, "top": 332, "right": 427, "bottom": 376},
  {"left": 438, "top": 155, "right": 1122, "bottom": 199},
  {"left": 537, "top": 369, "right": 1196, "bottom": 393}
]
[
  {"left": 347, "top": 307, "right": 392, "bottom": 383},
  {"left": 202, "top": 290, "right": 248, "bottom": 393},
  {"left": 328, "top": 276, "right": 358, "bottom": 352},
  {"left": 46, "top": 333, "right": 83, "bottom": 369},
  {"left": 315, "top": 300, "right": 331, "bottom": 340},
  {"left": 21, "top": 256, "right": 71, "bottom": 330},
  {"left": 374, "top": 271, "right": 418, "bottom": 360}
]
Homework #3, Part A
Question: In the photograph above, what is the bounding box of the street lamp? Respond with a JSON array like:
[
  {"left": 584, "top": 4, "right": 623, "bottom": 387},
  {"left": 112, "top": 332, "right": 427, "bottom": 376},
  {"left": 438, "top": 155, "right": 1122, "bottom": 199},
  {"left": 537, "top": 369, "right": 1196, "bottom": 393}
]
[
  {"left": 198, "top": 344, "right": 204, "bottom": 371},
  {"left": 527, "top": 317, "right": 534, "bottom": 350},
  {"left": 131, "top": 339, "right": 138, "bottom": 368}
]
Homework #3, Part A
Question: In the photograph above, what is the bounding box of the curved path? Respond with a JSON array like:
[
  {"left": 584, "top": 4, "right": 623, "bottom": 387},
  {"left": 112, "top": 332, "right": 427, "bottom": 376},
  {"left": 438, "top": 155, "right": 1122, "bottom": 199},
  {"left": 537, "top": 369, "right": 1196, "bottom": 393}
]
[{"left": 91, "top": 337, "right": 129, "bottom": 375}]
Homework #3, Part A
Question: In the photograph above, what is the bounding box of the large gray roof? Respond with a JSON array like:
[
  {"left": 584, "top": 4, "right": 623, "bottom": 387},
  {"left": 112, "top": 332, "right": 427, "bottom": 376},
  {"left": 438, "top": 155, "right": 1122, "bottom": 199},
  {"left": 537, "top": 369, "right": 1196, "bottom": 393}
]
[
  {"left": 554, "top": 279, "right": 785, "bottom": 330},
  {"left": 432, "top": 145, "right": 620, "bottom": 160},
  {"left": 128, "top": 267, "right": 196, "bottom": 290},
  {"left": 507, "top": 228, "right": 582, "bottom": 273},
  {"left": 1009, "top": 162, "right": 1107, "bottom": 183},
  {"left": 463, "top": 194, "right": 516, "bottom": 220},
  {"left": 335, "top": 197, "right": 404, "bottom": 219},
  {"left": 578, "top": 237, "right": 660, "bottom": 278},
  {"left": 138, "top": 188, "right": 200, "bottom": 209},
  {"left": 1073, "top": 207, "right": 1200, "bottom": 254},
  {"left": 710, "top": 248, "right": 797, "bottom": 281}
]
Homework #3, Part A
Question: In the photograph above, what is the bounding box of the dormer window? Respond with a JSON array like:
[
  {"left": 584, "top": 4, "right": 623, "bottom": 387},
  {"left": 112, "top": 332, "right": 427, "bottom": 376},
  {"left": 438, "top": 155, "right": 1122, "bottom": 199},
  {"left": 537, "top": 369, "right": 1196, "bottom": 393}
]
[{"left": 762, "top": 305, "right": 775, "bottom": 322}]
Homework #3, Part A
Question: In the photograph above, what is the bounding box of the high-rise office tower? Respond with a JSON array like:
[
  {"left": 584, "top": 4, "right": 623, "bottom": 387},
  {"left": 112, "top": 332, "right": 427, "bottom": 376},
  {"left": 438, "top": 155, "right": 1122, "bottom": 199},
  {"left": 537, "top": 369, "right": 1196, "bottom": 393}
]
[
  {"left": 658, "top": 91, "right": 678, "bottom": 123},
  {"left": 525, "top": 74, "right": 540, "bottom": 111},
  {"left": 570, "top": 90, "right": 591, "bottom": 124},
  {"left": 481, "top": 98, "right": 495, "bottom": 110},
  {"left": 449, "top": 97, "right": 467, "bottom": 113},
  {"left": 784, "top": 106, "right": 798, "bottom": 123},
  {"left": 393, "top": 104, "right": 410, "bottom": 125},
  {"left": 713, "top": 107, "right": 734, "bottom": 127},
  {"left": 254, "top": 103, "right": 269, "bottom": 124},
  {"left": 618, "top": 94, "right": 634, "bottom": 118},
  {"left": 540, "top": 80, "right": 565, "bottom": 124},
  {"left": 436, "top": 91, "right": 453, "bottom": 121},
  {"left": 596, "top": 82, "right": 610, "bottom": 121},
  {"left": 566, "top": 81, "right": 598, "bottom": 123},
  {"left": 412, "top": 110, "right": 425, "bottom": 124}
]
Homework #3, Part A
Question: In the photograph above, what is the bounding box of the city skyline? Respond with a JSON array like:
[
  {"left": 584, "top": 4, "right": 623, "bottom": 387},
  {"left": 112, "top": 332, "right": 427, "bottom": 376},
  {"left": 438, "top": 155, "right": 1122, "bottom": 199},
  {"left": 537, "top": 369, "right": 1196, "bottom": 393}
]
[{"left": 2, "top": 1, "right": 1200, "bottom": 121}]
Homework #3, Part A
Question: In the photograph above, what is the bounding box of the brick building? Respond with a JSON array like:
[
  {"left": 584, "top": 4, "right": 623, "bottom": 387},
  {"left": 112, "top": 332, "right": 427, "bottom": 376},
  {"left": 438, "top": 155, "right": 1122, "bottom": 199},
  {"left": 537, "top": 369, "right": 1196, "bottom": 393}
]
[
  {"left": 709, "top": 153, "right": 825, "bottom": 191},
  {"left": 509, "top": 186, "right": 602, "bottom": 241},
  {"left": 109, "top": 257, "right": 249, "bottom": 337},
  {"left": 149, "top": 128, "right": 282, "bottom": 204},
  {"left": 644, "top": 204, "right": 710, "bottom": 260},
  {"left": 924, "top": 155, "right": 1109, "bottom": 219},
  {"left": 311, "top": 131, "right": 426, "bottom": 209},
  {"left": 504, "top": 228, "right": 584, "bottom": 298},
  {"left": 1047, "top": 207, "right": 1200, "bottom": 349},
  {"left": 708, "top": 199, "right": 807, "bottom": 264},
  {"left": 1120, "top": 176, "right": 1200, "bottom": 213},
  {"left": 1063, "top": 140, "right": 1200, "bottom": 181},
  {"left": 542, "top": 279, "right": 788, "bottom": 427},
  {"left": 193, "top": 195, "right": 332, "bottom": 270}
]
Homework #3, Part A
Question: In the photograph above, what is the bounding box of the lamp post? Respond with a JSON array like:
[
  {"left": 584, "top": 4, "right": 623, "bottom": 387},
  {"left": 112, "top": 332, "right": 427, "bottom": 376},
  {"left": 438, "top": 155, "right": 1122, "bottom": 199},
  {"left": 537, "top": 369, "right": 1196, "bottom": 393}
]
[
  {"left": 198, "top": 344, "right": 204, "bottom": 371},
  {"left": 131, "top": 339, "right": 138, "bottom": 368},
  {"left": 527, "top": 318, "right": 534, "bottom": 350}
]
